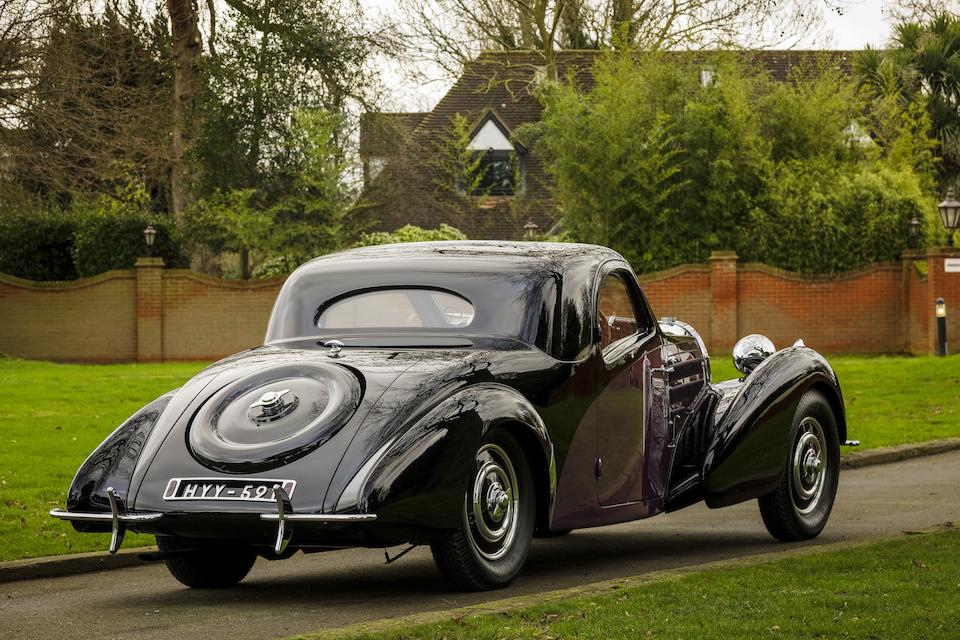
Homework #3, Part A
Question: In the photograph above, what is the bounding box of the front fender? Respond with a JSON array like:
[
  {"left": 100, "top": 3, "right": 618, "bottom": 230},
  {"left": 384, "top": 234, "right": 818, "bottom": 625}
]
[
  {"left": 355, "top": 383, "right": 553, "bottom": 536},
  {"left": 66, "top": 392, "right": 175, "bottom": 530},
  {"left": 702, "top": 347, "right": 845, "bottom": 508}
]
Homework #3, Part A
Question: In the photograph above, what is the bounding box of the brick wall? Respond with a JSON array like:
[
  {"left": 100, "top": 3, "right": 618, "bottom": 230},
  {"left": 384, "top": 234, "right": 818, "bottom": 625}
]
[
  {"left": 160, "top": 270, "right": 284, "bottom": 360},
  {"left": 736, "top": 263, "right": 904, "bottom": 353},
  {"left": 0, "top": 267, "right": 284, "bottom": 363},
  {"left": 1, "top": 250, "right": 958, "bottom": 362},
  {"left": 638, "top": 264, "right": 712, "bottom": 347},
  {"left": 0, "top": 270, "right": 137, "bottom": 362}
]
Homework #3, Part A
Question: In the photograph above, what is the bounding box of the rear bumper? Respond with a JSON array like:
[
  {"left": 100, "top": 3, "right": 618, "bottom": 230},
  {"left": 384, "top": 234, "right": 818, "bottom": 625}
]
[
  {"left": 50, "top": 509, "right": 163, "bottom": 524},
  {"left": 50, "top": 486, "right": 379, "bottom": 555},
  {"left": 49, "top": 509, "right": 376, "bottom": 525}
]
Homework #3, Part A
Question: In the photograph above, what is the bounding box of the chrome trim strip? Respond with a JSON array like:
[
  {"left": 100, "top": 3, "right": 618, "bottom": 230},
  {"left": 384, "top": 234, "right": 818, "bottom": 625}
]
[
  {"left": 334, "top": 436, "right": 399, "bottom": 513},
  {"left": 843, "top": 439, "right": 861, "bottom": 447},
  {"left": 49, "top": 509, "right": 163, "bottom": 523},
  {"left": 259, "top": 513, "right": 377, "bottom": 522},
  {"left": 49, "top": 509, "right": 375, "bottom": 523}
]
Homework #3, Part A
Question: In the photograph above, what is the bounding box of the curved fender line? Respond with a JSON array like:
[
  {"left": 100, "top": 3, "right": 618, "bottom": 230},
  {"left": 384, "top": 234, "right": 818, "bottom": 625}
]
[
  {"left": 348, "top": 382, "right": 556, "bottom": 532},
  {"left": 701, "top": 347, "right": 845, "bottom": 508},
  {"left": 63, "top": 392, "right": 176, "bottom": 525}
]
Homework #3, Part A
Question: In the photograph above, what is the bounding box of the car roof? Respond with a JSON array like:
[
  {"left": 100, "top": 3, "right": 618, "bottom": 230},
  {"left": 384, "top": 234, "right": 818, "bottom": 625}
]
[
  {"left": 269, "top": 242, "right": 631, "bottom": 361},
  {"left": 302, "top": 241, "right": 626, "bottom": 273}
]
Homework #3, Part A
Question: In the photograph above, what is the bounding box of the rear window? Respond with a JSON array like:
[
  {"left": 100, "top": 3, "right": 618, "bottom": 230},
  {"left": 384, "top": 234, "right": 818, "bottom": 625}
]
[{"left": 317, "top": 289, "right": 475, "bottom": 330}]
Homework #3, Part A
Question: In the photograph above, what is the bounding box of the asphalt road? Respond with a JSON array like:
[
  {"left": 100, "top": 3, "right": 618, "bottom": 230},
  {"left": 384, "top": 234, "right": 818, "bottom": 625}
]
[{"left": 4, "top": 450, "right": 960, "bottom": 640}]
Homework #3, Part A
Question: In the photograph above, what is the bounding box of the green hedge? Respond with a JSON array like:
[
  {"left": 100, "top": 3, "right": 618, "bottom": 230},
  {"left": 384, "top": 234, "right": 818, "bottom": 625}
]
[
  {"left": 72, "top": 209, "right": 187, "bottom": 277},
  {"left": 0, "top": 205, "right": 188, "bottom": 281},
  {"left": 352, "top": 223, "right": 468, "bottom": 247},
  {"left": 0, "top": 209, "right": 78, "bottom": 281}
]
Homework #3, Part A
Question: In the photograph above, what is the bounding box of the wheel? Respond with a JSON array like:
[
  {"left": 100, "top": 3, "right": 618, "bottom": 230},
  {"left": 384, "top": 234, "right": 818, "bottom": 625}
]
[
  {"left": 758, "top": 390, "right": 840, "bottom": 541},
  {"left": 430, "top": 430, "right": 535, "bottom": 590},
  {"left": 156, "top": 535, "right": 257, "bottom": 588}
]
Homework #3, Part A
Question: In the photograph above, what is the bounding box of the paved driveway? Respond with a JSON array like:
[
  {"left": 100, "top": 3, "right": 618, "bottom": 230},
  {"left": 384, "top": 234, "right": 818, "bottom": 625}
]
[{"left": 3, "top": 450, "right": 960, "bottom": 640}]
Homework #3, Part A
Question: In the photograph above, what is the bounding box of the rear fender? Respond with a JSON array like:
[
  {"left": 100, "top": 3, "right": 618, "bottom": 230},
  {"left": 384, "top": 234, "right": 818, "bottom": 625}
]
[
  {"left": 66, "top": 392, "right": 176, "bottom": 531},
  {"left": 702, "top": 347, "right": 845, "bottom": 508},
  {"left": 356, "top": 383, "right": 554, "bottom": 536}
]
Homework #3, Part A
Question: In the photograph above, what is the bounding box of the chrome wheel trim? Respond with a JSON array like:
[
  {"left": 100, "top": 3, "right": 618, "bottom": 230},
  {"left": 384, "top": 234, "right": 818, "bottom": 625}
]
[
  {"left": 791, "top": 416, "right": 827, "bottom": 516},
  {"left": 464, "top": 443, "right": 520, "bottom": 561}
]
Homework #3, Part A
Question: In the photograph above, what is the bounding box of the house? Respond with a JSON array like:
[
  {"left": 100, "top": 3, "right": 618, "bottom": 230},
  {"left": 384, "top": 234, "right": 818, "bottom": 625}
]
[{"left": 359, "top": 49, "right": 858, "bottom": 241}]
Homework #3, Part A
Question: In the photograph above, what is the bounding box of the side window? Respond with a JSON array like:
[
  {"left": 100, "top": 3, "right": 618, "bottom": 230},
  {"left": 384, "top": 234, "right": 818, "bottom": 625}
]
[{"left": 597, "top": 272, "right": 651, "bottom": 353}]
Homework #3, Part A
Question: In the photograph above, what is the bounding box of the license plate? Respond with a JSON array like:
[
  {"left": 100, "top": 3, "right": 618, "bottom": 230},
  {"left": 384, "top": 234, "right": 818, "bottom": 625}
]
[{"left": 163, "top": 478, "right": 297, "bottom": 502}]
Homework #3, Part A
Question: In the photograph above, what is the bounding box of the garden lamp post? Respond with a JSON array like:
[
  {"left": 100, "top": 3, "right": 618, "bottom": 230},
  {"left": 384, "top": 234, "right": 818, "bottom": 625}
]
[
  {"left": 936, "top": 297, "right": 947, "bottom": 356},
  {"left": 937, "top": 188, "right": 959, "bottom": 247},
  {"left": 908, "top": 214, "right": 920, "bottom": 249},
  {"left": 143, "top": 224, "right": 157, "bottom": 257},
  {"left": 523, "top": 220, "right": 539, "bottom": 241}
]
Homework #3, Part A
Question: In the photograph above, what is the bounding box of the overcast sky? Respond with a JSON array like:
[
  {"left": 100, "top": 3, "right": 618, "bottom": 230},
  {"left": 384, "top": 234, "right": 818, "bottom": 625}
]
[
  {"left": 815, "top": 0, "right": 894, "bottom": 48},
  {"left": 368, "top": 0, "right": 898, "bottom": 112}
]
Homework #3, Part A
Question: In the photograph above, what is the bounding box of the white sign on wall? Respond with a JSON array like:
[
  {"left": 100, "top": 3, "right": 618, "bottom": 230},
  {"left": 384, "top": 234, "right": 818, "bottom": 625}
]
[{"left": 946, "top": 258, "right": 960, "bottom": 273}]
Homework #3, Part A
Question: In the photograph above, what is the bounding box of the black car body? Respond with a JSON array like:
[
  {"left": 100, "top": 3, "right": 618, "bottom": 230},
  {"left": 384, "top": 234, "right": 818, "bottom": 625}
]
[{"left": 53, "top": 242, "right": 851, "bottom": 590}]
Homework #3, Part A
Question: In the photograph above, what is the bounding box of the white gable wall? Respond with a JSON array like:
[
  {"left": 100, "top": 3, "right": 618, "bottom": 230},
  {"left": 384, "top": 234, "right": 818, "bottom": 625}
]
[{"left": 467, "top": 119, "right": 514, "bottom": 151}]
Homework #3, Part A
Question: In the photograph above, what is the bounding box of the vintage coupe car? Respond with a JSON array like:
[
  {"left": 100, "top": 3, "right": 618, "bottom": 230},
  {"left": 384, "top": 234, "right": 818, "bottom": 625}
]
[{"left": 52, "top": 242, "right": 853, "bottom": 591}]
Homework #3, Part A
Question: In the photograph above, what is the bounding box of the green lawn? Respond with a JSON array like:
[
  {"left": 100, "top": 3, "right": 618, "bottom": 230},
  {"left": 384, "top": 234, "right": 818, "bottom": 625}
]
[
  {"left": 0, "top": 354, "right": 958, "bottom": 562},
  {"left": 711, "top": 355, "right": 960, "bottom": 449},
  {"left": 0, "top": 359, "right": 208, "bottom": 561},
  {"left": 307, "top": 528, "right": 960, "bottom": 640}
]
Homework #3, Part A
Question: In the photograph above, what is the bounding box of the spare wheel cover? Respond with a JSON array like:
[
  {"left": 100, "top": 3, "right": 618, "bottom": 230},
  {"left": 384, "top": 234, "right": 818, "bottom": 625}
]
[{"left": 188, "top": 362, "right": 360, "bottom": 472}]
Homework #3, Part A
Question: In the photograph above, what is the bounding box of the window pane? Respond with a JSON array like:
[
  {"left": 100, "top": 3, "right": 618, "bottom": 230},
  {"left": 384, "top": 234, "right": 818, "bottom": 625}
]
[
  {"left": 598, "top": 274, "right": 640, "bottom": 351},
  {"left": 475, "top": 153, "right": 515, "bottom": 195},
  {"left": 318, "top": 289, "right": 475, "bottom": 330}
]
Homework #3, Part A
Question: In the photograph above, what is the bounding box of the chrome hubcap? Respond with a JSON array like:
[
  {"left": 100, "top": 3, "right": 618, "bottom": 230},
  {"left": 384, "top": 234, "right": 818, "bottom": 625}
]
[
  {"left": 465, "top": 444, "right": 519, "bottom": 561},
  {"left": 792, "top": 417, "right": 827, "bottom": 515}
]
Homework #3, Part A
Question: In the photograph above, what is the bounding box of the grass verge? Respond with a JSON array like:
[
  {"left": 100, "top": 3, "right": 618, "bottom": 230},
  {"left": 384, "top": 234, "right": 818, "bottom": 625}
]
[
  {"left": 0, "top": 354, "right": 958, "bottom": 562},
  {"left": 711, "top": 354, "right": 960, "bottom": 449},
  {"left": 0, "top": 358, "right": 207, "bottom": 560},
  {"left": 302, "top": 527, "right": 960, "bottom": 640}
]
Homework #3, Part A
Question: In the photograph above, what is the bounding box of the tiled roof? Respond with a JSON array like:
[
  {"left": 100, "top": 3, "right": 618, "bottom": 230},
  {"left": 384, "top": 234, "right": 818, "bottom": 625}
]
[{"left": 358, "top": 112, "right": 428, "bottom": 157}]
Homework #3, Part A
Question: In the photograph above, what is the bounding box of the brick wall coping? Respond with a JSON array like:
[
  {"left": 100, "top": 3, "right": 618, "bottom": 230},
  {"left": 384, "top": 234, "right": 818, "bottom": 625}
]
[
  {"left": 162, "top": 269, "right": 288, "bottom": 290},
  {"left": 0, "top": 269, "right": 135, "bottom": 291},
  {"left": 738, "top": 260, "right": 901, "bottom": 283},
  {"left": 0, "top": 260, "right": 919, "bottom": 291},
  {"left": 637, "top": 263, "right": 710, "bottom": 284}
]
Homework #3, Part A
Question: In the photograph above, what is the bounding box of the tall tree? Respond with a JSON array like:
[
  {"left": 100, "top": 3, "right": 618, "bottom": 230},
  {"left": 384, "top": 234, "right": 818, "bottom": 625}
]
[
  {"left": 189, "top": 0, "right": 383, "bottom": 276},
  {"left": 194, "top": 0, "right": 380, "bottom": 195},
  {"left": 857, "top": 13, "right": 960, "bottom": 187},
  {"left": 0, "top": 0, "right": 50, "bottom": 132},
  {"left": 166, "top": 0, "right": 202, "bottom": 218},
  {"left": 4, "top": 1, "right": 172, "bottom": 203},
  {"left": 398, "top": 0, "right": 828, "bottom": 82},
  {"left": 887, "top": 0, "right": 959, "bottom": 22},
  {"left": 535, "top": 52, "right": 938, "bottom": 272}
]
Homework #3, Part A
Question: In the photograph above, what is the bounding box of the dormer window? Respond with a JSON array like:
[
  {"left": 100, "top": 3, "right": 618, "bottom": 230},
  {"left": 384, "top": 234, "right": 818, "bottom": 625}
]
[{"left": 466, "top": 114, "right": 524, "bottom": 196}]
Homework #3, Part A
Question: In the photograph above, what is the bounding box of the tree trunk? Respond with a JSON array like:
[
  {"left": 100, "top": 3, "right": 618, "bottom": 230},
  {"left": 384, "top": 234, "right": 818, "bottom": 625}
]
[
  {"left": 611, "top": 0, "right": 634, "bottom": 48},
  {"left": 239, "top": 248, "right": 251, "bottom": 280},
  {"left": 167, "top": 0, "right": 202, "bottom": 219},
  {"left": 519, "top": 5, "right": 534, "bottom": 47},
  {"left": 561, "top": 0, "right": 587, "bottom": 48}
]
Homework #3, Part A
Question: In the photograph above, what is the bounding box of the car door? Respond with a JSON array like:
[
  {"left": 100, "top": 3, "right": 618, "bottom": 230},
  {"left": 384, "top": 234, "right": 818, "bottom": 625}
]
[{"left": 594, "top": 266, "right": 664, "bottom": 506}]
